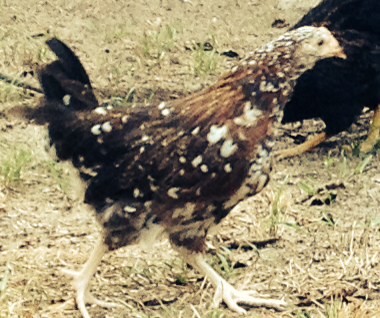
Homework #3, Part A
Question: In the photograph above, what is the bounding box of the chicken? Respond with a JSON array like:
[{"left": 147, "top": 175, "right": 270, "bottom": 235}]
[
  {"left": 277, "top": 0, "right": 380, "bottom": 160},
  {"left": 36, "top": 27, "right": 344, "bottom": 318}
]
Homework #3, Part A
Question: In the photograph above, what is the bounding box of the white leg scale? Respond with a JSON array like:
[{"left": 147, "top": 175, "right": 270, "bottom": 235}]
[
  {"left": 186, "top": 253, "right": 287, "bottom": 313},
  {"left": 62, "top": 238, "right": 120, "bottom": 318}
]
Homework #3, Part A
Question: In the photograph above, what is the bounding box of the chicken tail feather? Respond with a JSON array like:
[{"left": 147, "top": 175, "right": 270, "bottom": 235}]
[{"left": 38, "top": 38, "right": 99, "bottom": 110}]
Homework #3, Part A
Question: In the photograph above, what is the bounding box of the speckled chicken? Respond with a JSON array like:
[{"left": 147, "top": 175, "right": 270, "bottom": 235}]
[
  {"left": 36, "top": 27, "right": 344, "bottom": 317},
  {"left": 277, "top": 0, "right": 380, "bottom": 159}
]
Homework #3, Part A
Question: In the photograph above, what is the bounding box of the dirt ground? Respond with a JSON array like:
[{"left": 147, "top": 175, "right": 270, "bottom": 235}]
[{"left": 1, "top": 0, "right": 380, "bottom": 317}]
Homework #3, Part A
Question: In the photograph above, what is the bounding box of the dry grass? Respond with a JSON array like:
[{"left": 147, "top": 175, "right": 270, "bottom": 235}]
[{"left": 1, "top": 1, "right": 380, "bottom": 318}]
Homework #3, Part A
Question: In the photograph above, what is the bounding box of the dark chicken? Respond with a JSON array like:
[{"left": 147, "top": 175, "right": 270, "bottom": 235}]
[
  {"left": 36, "top": 27, "right": 344, "bottom": 317},
  {"left": 277, "top": 0, "right": 380, "bottom": 159}
]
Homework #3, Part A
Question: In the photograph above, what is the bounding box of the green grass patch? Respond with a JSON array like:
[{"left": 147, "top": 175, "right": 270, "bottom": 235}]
[
  {"left": 44, "top": 160, "right": 71, "bottom": 194},
  {"left": 0, "top": 148, "right": 32, "bottom": 186},
  {"left": 138, "top": 25, "right": 179, "bottom": 60},
  {"left": 192, "top": 44, "right": 221, "bottom": 77}
]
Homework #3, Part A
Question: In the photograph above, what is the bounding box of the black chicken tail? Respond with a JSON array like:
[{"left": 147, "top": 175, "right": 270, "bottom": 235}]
[
  {"left": 31, "top": 38, "right": 103, "bottom": 162},
  {"left": 38, "top": 38, "right": 99, "bottom": 110}
]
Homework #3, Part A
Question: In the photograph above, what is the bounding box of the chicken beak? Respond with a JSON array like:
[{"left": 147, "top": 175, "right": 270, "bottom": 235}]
[{"left": 336, "top": 49, "right": 347, "bottom": 59}]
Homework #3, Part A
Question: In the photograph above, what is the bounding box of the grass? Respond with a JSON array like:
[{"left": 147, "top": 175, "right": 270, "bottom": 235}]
[
  {"left": 354, "top": 154, "right": 373, "bottom": 175},
  {"left": 268, "top": 188, "right": 291, "bottom": 237},
  {"left": 1, "top": 1, "right": 380, "bottom": 317},
  {"left": 43, "top": 160, "right": 71, "bottom": 194},
  {"left": 107, "top": 93, "right": 136, "bottom": 108},
  {"left": 295, "top": 311, "right": 312, "bottom": 318},
  {"left": 298, "top": 180, "right": 318, "bottom": 197},
  {"left": 323, "top": 151, "right": 375, "bottom": 180},
  {"left": 315, "top": 302, "right": 345, "bottom": 318},
  {"left": 374, "top": 140, "right": 380, "bottom": 152},
  {"left": 102, "top": 23, "right": 131, "bottom": 44},
  {"left": 0, "top": 263, "right": 11, "bottom": 301},
  {"left": 0, "top": 147, "right": 32, "bottom": 187},
  {"left": 103, "top": 86, "right": 169, "bottom": 109},
  {"left": 102, "top": 24, "right": 182, "bottom": 88},
  {"left": 34, "top": 43, "right": 55, "bottom": 64},
  {"left": 0, "top": 31, "right": 53, "bottom": 106},
  {"left": 0, "top": 81, "right": 28, "bottom": 104},
  {"left": 319, "top": 300, "right": 371, "bottom": 318},
  {"left": 205, "top": 309, "right": 225, "bottom": 318},
  {"left": 212, "top": 246, "right": 236, "bottom": 279},
  {"left": 137, "top": 24, "right": 222, "bottom": 77},
  {"left": 320, "top": 211, "right": 336, "bottom": 227},
  {"left": 138, "top": 25, "right": 179, "bottom": 60},
  {"left": 0, "top": 32, "right": 53, "bottom": 67},
  {"left": 192, "top": 43, "right": 222, "bottom": 77}
]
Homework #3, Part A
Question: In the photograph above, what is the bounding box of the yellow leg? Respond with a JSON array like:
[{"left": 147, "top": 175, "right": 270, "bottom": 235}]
[
  {"left": 360, "top": 104, "right": 380, "bottom": 153},
  {"left": 275, "top": 132, "right": 328, "bottom": 160}
]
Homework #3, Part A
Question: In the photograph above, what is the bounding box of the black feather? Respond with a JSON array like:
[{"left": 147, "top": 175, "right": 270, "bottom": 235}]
[
  {"left": 39, "top": 38, "right": 98, "bottom": 110},
  {"left": 46, "top": 38, "right": 93, "bottom": 88},
  {"left": 283, "top": 0, "right": 380, "bottom": 137},
  {"left": 33, "top": 28, "right": 346, "bottom": 315}
]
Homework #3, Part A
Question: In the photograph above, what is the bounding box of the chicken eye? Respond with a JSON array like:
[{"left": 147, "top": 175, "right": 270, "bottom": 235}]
[{"left": 318, "top": 40, "right": 324, "bottom": 46}]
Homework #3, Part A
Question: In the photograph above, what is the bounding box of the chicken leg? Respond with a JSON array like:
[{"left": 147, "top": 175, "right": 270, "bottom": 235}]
[
  {"left": 62, "top": 238, "right": 120, "bottom": 318},
  {"left": 185, "top": 253, "right": 287, "bottom": 313},
  {"left": 275, "top": 132, "right": 328, "bottom": 160},
  {"left": 360, "top": 105, "right": 380, "bottom": 153}
]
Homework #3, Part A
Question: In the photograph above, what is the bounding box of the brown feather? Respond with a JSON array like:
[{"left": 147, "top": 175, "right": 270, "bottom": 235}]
[{"left": 33, "top": 26, "right": 345, "bottom": 315}]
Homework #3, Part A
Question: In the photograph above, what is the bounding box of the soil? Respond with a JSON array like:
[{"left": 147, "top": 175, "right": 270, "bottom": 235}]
[{"left": 0, "top": 1, "right": 379, "bottom": 318}]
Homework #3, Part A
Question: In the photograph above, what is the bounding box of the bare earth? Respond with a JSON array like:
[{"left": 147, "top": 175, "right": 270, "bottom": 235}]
[{"left": 0, "top": 1, "right": 379, "bottom": 317}]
